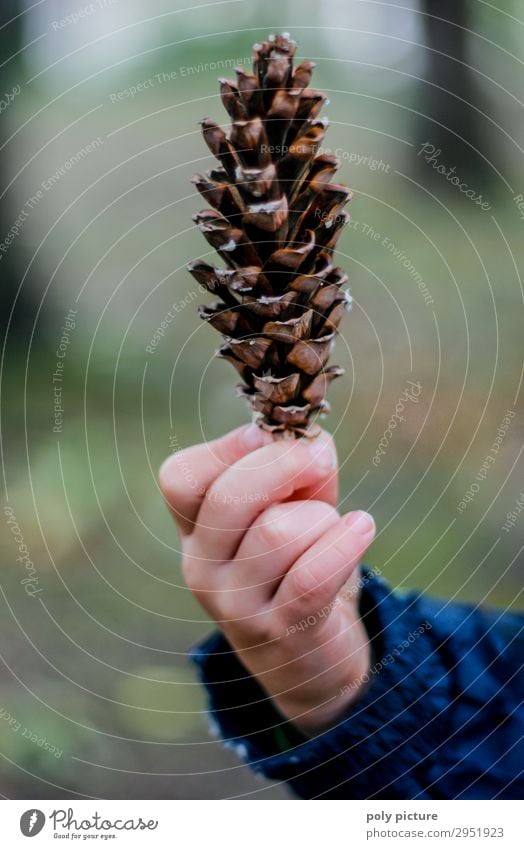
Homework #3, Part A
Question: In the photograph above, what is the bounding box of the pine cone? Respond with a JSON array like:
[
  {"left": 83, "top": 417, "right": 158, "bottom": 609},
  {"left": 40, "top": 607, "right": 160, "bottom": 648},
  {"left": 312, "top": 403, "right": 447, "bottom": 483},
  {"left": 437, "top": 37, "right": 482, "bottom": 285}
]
[{"left": 188, "top": 32, "right": 352, "bottom": 438}]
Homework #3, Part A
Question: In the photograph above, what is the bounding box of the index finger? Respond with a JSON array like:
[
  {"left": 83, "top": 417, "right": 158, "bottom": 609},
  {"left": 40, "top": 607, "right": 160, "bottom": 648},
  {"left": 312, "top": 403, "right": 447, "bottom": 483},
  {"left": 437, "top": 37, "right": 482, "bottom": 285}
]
[
  {"left": 191, "top": 434, "right": 338, "bottom": 563},
  {"left": 159, "top": 423, "right": 273, "bottom": 535}
]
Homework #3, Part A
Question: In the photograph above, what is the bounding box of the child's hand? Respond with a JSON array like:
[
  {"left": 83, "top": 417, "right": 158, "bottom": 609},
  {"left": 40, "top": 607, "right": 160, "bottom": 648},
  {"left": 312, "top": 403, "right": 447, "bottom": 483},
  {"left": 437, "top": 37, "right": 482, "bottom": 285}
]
[{"left": 159, "top": 424, "right": 376, "bottom": 734}]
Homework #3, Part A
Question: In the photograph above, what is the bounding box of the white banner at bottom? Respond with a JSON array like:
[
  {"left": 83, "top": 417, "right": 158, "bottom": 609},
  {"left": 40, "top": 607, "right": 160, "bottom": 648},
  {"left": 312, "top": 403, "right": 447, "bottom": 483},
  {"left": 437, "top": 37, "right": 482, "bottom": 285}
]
[{"left": 0, "top": 799, "right": 520, "bottom": 847}]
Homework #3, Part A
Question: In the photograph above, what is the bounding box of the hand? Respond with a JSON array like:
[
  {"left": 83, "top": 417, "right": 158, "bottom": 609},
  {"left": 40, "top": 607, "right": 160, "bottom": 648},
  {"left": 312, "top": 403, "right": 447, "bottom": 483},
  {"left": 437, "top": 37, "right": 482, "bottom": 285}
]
[{"left": 159, "top": 424, "right": 376, "bottom": 735}]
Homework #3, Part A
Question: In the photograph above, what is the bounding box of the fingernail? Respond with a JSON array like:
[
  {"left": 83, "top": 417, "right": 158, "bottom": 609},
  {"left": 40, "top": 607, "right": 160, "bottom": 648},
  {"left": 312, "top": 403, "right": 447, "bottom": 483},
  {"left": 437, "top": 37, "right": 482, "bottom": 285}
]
[
  {"left": 241, "top": 423, "right": 273, "bottom": 451},
  {"left": 306, "top": 434, "right": 337, "bottom": 469},
  {"left": 344, "top": 510, "right": 375, "bottom": 537}
]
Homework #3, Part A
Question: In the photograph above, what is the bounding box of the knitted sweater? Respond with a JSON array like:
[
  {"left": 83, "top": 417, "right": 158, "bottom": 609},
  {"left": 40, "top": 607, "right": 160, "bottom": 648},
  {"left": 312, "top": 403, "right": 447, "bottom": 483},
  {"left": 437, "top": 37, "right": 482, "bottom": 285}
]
[{"left": 190, "top": 569, "right": 524, "bottom": 799}]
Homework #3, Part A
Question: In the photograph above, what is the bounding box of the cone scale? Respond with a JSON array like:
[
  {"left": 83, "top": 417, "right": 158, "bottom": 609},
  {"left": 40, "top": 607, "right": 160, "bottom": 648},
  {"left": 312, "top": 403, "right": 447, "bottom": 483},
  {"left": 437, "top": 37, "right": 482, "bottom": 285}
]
[{"left": 188, "top": 33, "right": 352, "bottom": 438}]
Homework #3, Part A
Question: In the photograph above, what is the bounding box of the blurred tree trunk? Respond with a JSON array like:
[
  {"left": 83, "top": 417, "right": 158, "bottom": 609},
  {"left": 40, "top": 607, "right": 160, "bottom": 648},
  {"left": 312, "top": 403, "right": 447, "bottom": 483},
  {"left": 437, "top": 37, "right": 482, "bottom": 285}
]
[
  {"left": 418, "top": 0, "right": 491, "bottom": 183},
  {"left": 0, "top": 0, "right": 35, "bottom": 342}
]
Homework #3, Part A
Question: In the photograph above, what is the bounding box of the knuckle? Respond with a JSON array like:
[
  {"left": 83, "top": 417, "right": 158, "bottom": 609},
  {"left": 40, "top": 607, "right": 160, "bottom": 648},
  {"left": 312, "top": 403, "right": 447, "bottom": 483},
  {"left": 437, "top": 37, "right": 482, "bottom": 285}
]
[
  {"left": 331, "top": 523, "right": 366, "bottom": 567},
  {"left": 256, "top": 504, "right": 294, "bottom": 550},
  {"left": 330, "top": 532, "right": 355, "bottom": 563},
  {"left": 256, "top": 501, "right": 338, "bottom": 552},
  {"left": 217, "top": 584, "right": 251, "bottom": 621},
  {"left": 204, "top": 480, "right": 232, "bottom": 515},
  {"left": 288, "top": 564, "right": 324, "bottom": 608},
  {"left": 181, "top": 556, "right": 203, "bottom": 596},
  {"left": 229, "top": 610, "right": 276, "bottom": 646},
  {"left": 159, "top": 453, "right": 200, "bottom": 502},
  {"left": 308, "top": 501, "right": 339, "bottom": 526},
  {"left": 269, "top": 609, "right": 291, "bottom": 640}
]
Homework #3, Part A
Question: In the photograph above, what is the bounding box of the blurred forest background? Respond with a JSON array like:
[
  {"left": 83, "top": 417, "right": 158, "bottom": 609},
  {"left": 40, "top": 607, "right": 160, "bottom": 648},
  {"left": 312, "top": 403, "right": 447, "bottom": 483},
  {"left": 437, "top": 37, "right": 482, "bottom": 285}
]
[{"left": 0, "top": 0, "right": 522, "bottom": 798}]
